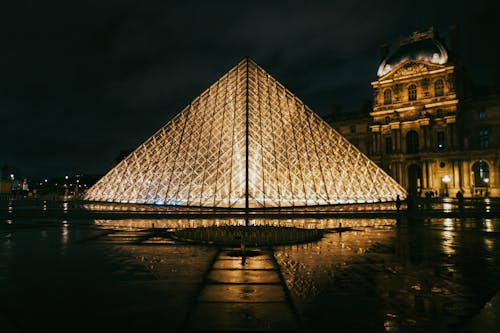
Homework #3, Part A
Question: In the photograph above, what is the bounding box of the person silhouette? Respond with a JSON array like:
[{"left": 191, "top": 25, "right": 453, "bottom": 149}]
[{"left": 456, "top": 190, "right": 464, "bottom": 211}]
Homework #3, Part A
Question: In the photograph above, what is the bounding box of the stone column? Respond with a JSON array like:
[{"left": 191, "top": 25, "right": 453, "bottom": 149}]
[
  {"left": 391, "top": 129, "right": 396, "bottom": 153},
  {"left": 445, "top": 125, "right": 451, "bottom": 151},
  {"left": 423, "top": 126, "right": 429, "bottom": 151},
  {"left": 427, "top": 161, "right": 434, "bottom": 189},
  {"left": 449, "top": 123, "right": 455, "bottom": 150},
  {"left": 397, "top": 129, "right": 402, "bottom": 152},
  {"left": 453, "top": 160, "right": 460, "bottom": 190},
  {"left": 390, "top": 122, "right": 401, "bottom": 153},
  {"left": 462, "top": 160, "right": 471, "bottom": 196},
  {"left": 419, "top": 127, "right": 425, "bottom": 152},
  {"left": 457, "top": 159, "right": 463, "bottom": 189},
  {"left": 397, "top": 162, "right": 403, "bottom": 183},
  {"left": 421, "top": 160, "right": 428, "bottom": 189},
  {"left": 370, "top": 125, "right": 381, "bottom": 155},
  {"left": 378, "top": 132, "right": 382, "bottom": 155},
  {"left": 445, "top": 116, "right": 456, "bottom": 150},
  {"left": 371, "top": 133, "right": 377, "bottom": 154}
]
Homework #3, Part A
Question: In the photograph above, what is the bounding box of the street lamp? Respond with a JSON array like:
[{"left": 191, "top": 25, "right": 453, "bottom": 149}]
[
  {"left": 483, "top": 178, "right": 490, "bottom": 197},
  {"left": 442, "top": 175, "right": 451, "bottom": 197}
]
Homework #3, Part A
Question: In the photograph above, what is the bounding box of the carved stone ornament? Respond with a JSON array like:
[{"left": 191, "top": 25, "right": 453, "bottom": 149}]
[
  {"left": 394, "top": 83, "right": 402, "bottom": 94},
  {"left": 421, "top": 78, "right": 430, "bottom": 90},
  {"left": 373, "top": 89, "right": 379, "bottom": 105},
  {"left": 446, "top": 73, "right": 456, "bottom": 92},
  {"left": 393, "top": 62, "right": 428, "bottom": 78}
]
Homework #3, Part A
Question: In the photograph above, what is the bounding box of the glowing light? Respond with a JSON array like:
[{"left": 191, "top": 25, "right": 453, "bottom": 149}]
[
  {"left": 443, "top": 218, "right": 453, "bottom": 230},
  {"left": 442, "top": 175, "right": 451, "bottom": 183},
  {"left": 441, "top": 229, "right": 456, "bottom": 256},
  {"left": 377, "top": 38, "right": 448, "bottom": 77},
  {"left": 443, "top": 202, "right": 452, "bottom": 213},
  {"left": 83, "top": 59, "right": 405, "bottom": 208},
  {"left": 62, "top": 221, "right": 69, "bottom": 244},
  {"left": 484, "top": 238, "right": 494, "bottom": 251},
  {"left": 484, "top": 219, "right": 493, "bottom": 232}
]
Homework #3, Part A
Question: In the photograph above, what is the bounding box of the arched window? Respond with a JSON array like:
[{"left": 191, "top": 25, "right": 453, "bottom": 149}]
[
  {"left": 406, "top": 130, "right": 419, "bottom": 154},
  {"left": 472, "top": 161, "right": 490, "bottom": 187},
  {"left": 383, "top": 89, "right": 392, "bottom": 105},
  {"left": 408, "top": 84, "right": 417, "bottom": 101},
  {"left": 434, "top": 79, "right": 444, "bottom": 97}
]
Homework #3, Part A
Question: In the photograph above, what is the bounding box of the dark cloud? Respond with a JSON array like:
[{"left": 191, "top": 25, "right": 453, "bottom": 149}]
[{"left": 1, "top": 0, "right": 499, "bottom": 177}]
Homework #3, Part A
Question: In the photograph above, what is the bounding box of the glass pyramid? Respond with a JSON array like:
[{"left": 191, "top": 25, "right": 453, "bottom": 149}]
[{"left": 83, "top": 59, "right": 406, "bottom": 208}]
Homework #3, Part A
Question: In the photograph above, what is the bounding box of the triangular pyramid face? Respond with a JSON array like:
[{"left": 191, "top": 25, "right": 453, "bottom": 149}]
[{"left": 84, "top": 59, "right": 406, "bottom": 208}]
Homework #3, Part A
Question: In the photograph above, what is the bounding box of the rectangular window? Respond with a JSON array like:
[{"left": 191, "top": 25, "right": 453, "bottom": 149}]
[
  {"left": 480, "top": 130, "right": 489, "bottom": 148},
  {"left": 408, "top": 84, "right": 417, "bottom": 101},
  {"left": 437, "top": 131, "right": 445, "bottom": 149},
  {"left": 385, "top": 137, "right": 393, "bottom": 154},
  {"left": 479, "top": 109, "right": 486, "bottom": 119}
]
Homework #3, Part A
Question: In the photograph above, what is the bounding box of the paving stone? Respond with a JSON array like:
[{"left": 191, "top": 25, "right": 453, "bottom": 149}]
[
  {"left": 213, "top": 258, "right": 276, "bottom": 270},
  {"left": 199, "top": 284, "right": 286, "bottom": 303},
  {"left": 208, "top": 269, "right": 281, "bottom": 284},
  {"left": 189, "top": 302, "right": 297, "bottom": 331}
]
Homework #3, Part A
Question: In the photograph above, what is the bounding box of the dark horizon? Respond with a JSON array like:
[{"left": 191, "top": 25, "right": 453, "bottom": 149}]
[{"left": 1, "top": 0, "right": 499, "bottom": 179}]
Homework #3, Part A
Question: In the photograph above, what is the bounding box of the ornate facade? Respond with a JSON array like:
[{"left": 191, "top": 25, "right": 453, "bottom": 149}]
[{"left": 332, "top": 28, "right": 500, "bottom": 198}]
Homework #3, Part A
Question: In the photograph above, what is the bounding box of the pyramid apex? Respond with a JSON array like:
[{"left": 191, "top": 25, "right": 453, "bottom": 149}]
[{"left": 238, "top": 57, "right": 258, "bottom": 67}]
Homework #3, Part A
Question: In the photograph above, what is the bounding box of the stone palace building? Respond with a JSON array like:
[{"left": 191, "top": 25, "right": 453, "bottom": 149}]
[{"left": 331, "top": 27, "right": 500, "bottom": 198}]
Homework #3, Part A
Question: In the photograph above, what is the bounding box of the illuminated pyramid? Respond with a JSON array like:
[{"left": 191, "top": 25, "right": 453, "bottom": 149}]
[{"left": 84, "top": 59, "right": 405, "bottom": 208}]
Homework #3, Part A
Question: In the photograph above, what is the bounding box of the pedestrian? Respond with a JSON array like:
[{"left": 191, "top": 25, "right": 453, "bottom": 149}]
[
  {"left": 425, "top": 191, "right": 432, "bottom": 209},
  {"left": 456, "top": 190, "right": 464, "bottom": 211},
  {"left": 395, "top": 194, "right": 401, "bottom": 211}
]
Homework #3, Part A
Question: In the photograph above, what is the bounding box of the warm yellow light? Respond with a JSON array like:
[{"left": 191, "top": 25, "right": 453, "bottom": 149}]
[{"left": 83, "top": 59, "right": 405, "bottom": 208}]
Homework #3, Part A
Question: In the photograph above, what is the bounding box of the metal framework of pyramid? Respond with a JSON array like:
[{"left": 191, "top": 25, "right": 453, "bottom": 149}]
[{"left": 83, "top": 59, "right": 406, "bottom": 208}]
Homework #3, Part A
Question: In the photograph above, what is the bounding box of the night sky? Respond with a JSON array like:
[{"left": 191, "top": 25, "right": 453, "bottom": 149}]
[{"left": 2, "top": 0, "right": 499, "bottom": 179}]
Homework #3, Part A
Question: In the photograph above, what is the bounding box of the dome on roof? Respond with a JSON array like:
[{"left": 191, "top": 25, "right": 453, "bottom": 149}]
[{"left": 377, "top": 31, "right": 448, "bottom": 77}]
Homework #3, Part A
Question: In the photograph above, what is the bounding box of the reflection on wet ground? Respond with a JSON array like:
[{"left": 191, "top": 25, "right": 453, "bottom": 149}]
[
  {"left": 1, "top": 217, "right": 500, "bottom": 332},
  {"left": 187, "top": 247, "right": 300, "bottom": 331}
]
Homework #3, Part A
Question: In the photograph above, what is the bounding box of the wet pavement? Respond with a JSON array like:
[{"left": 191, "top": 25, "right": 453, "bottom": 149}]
[
  {"left": 1, "top": 215, "right": 500, "bottom": 332},
  {"left": 187, "top": 247, "right": 300, "bottom": 332}
]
